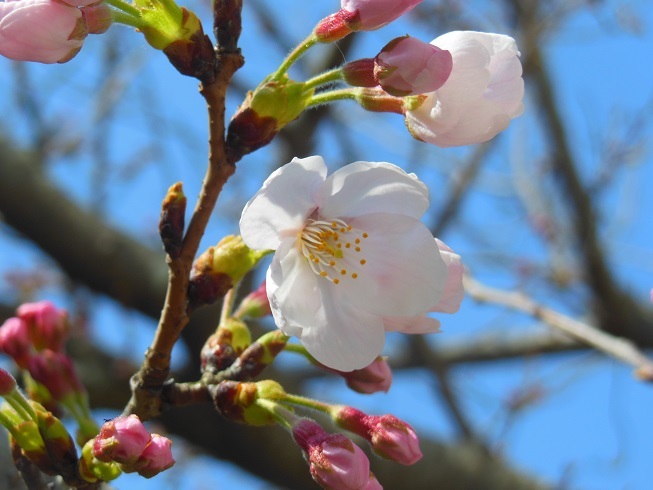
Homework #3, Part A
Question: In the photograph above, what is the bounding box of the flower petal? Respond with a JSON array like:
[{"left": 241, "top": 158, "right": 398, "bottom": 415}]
[
  {"left": 240, "top": 156, "right": 327, "bottom": 250},
  {"left": 383, "top": 314, "right": 441, "bottom": 334},
  {"left": 267, "top": 237, "right": 322, "bottom": 338},
  {"left": 300, "top": 286, "right": 386, "bottom": 371},
  {"left": 431, "top": 239, "right": 464, "bottom": 313},
  {"left": 316, "top": 161, "right": 429, "bottom": 220},
  {"left": 337, "top": 213, "right": 447, "bottom": 317}
]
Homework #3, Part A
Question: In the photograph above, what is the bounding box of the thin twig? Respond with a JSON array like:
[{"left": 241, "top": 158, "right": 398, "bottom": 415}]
[{"left": 464, "top": 275, "right": 653, "bottom": 381}]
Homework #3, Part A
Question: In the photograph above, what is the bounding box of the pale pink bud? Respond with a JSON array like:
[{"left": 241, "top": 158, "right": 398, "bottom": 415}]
[
  {"left": 405, "top": 31, "right": 524, "bottom": 147},
  {"left": 134, "top": 434, "right": 175, "bottom": 478},
  {"left": 27, "top": 350, "right": 84, "bottom": 401},
  {"left": 335, "top": 407, "right": 422, "bottom": 465},
  {"left": 0, "top": 317, "right": 32, "bottom": 368},
  {"left": 0, "top": 0, "right": 88, "bottom": 64},
  {"left": 341, "top": 0, "right": 422, "bottom": 31},
  {"left": 375, "top": 36, "right": 452, "bottom": 96},
  {"left": 17, "top": 301, "right": 69, "bottom": 352},
  {"left": 234, "top": 281, "right": 272, "bottom": 319},
  {"left": 342, "top": 357, "right": 392, "bottom": 394},
  {"left": 0, "top": 368, "right": 17, "bottom": 395},
  {"left": 315, "top": 0, "right": 422, "bottom": 42},
  {"left": 93, "top": 415, "right": 152, "bottom": 465},
  {"left": 293, "top": 419, "right": 370, "bottom": 490}
]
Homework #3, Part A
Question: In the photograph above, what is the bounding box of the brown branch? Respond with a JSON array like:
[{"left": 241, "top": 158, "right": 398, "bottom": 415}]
[
  {"left": 464, "top": 275, "right": 653, "bottom": 380},
  {"left": 124, "top": 3, "right": 245, "bottom": 419}
]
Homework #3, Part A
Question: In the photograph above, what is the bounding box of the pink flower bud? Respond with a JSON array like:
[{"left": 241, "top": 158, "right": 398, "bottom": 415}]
[
  {"left": 366, "top": 473, "right": 383, "bottom": 490},
  {"left": 345, "top": 357, "right": 392, "bottom": 394},
  {"left": 134, "top": 434, "right": 175, "bottom": 478},
  {"left": 27, "top": 350, "right": 84, "bottom": 401},
  {"left": 0, "top": 367, "right": 17, "bottom": 395},
  {"left": 323, "top": 357, "right": 392, "bottom": 394},
  {"left": 405, "top": 31, "right": 524, "bottom": 147},
  {"left": 367, "top": 414, "right": 421, "bottom": 465},
  {"left": 93, "top": 415, "right": 152, "bottom": 465},
  {"left": 0, "top": 0, "right": 88, "bottom": 64},
  {"left": 17, "top": 301, "right": 69, "bottom": 352},
  {"left": 0, "top": 317, "right": 32, "bottom": 368},
  {"left": 375, "top": 36, "right": 452, "bottom": 96},
  {"left": 293, "top": 419, "right": 371, "bottom": 490},
  {"left": 315, "top": 0, "right": 422, "bottom": 42},
  {"left": 335, "top": 407, "right": 422, "bottom": 465},
  {"left": 234, "top": 281, "right": 272, "bottom": 319},
  {"left": 341, "top": 0, "right": 422, "bottom": 31}
]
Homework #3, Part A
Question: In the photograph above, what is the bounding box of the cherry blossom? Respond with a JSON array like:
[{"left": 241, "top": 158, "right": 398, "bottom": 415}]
[
  {"left": 240, "top": 156, "right": 449, "bottom": 371},
  {"left": 405, "top": 31, "right": 524, "bottom": 147}
]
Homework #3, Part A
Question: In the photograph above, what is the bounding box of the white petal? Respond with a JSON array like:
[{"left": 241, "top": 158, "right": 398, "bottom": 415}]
[
  {"left": 266, "top": 238, "right": 322, "bottom": 337},
  {"left": 383, "top": 314, "right": 441, "bottom": 334},
  {"left": 431, "top": 239, "right": 465, "bottom": 313},
  {"left": 300, "top": 286, "right": 386, "bottom": 371},
  {"left": 240, "top": 156, "right": 327, "bottom": 250},
  {"left": 337, "top": 213, "right": 447, "bottom": 317},
  {"left": 316, "top": 161, "right": 429, "bottom": 220}
]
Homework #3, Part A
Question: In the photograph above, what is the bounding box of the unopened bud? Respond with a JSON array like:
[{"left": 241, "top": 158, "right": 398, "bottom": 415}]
[
  {"left": 92, "top": 415, "right": 151, "bottom": 465},
  {"left": 27, "top": 351, "right": 85, "bottom": 402},
  {"left": 374, "top": 35, "right": 452, "bottom": 96},
  {"left": 17, "top": 301, "right": 69, "bottom": 352},
  {"left": 334, "top": 406, "right": 422, "bottom": 465},
  {"left": 159, "top": 182, "right": 186, "bottom": 259},
  {"left": 0, "top": 368, "right": 17, "bottom": 395},
  {"left": 233, "top": 281, "right": 271, "bottom": 319},
  {"left": 189, "top": 236, "right": 267, "bottom": 309},
  {"left": 211, "top": 380, "right": 276, "bottom": 426},
  {"left": 201, "top": 319, "right": 252, "bottom": 374},
  {"left": 292, "top": 419, "right": 371, "bottom": 490},
  {"left": 0, "top": 317, "right": 32, "bottom": 368},
  {"left": 315, "top": 0, "right": 422, "bottom": 42},
  {"left": 341, "top": 357, "right": 392, "bottom": 394},
  {"left": 226, "top": 80, "right": 313, "bottom": 160},
  {"left": 133, "top": 434, "right": 175, "bottom": 478}
]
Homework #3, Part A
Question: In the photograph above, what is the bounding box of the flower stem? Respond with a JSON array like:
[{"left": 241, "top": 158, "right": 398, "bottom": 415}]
[
  {"left": 105, "top": 0, "right": 142, "bottom": 19},
  {"left": 270, "top": 34, "right": 319, "bottom": 81},
  {"left": 281, "top": 393, "right": 333, "bottom": 415},
  {"left": 220, "top": 281, "right": 240, "bottom": 325},
  {"left": 111, "top": 10, "right": 144, "bottom": 29},
  {"left": 303, "top": 67, "right": 343, "bottom": 91},
  {"left": 307, "top": 88, "right": 358, "bottom": 108},
  {"left": 256, "top": 398, "right": 299, "bottom": 430}
]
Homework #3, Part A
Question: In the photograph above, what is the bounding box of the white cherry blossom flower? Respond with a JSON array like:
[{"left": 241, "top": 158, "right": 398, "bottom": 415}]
[
  {"left": 240, "top": 156, "right": 456, "bottom": 371},
  {"left": 405, "top": 31, "right": 524, "bottom": 147}
]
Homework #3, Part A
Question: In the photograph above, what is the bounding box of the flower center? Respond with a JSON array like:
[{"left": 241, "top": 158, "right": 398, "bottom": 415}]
[{"left": 299, "top": 218, "right": 369, "bottom": 285}]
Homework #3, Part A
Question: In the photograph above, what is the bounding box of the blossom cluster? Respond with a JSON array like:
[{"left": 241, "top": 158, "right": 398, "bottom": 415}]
[{"left": 90, "top": 415, "right": 175, "bottom": 478}]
